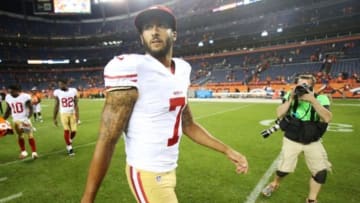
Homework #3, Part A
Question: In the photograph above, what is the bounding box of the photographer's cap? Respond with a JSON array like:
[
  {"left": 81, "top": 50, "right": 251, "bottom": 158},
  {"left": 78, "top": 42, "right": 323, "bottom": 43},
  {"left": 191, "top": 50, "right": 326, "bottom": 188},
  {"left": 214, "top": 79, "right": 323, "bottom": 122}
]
[{"left": 135, "top": 5, "right": 176, "bottom": 32}]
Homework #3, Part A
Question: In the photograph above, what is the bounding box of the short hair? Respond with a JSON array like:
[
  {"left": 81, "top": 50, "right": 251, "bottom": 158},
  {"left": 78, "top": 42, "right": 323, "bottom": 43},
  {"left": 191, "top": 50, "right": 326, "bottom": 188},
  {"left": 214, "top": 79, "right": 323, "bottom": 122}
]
[
  {"left": 58, "top": 78, "right": 68, "bottom": 84},
  {"left": 294, "top": 73, "right": 316, "bottom": 85},
  {"left": 7, "top": 84, "right": 21, "bottom": 91}
]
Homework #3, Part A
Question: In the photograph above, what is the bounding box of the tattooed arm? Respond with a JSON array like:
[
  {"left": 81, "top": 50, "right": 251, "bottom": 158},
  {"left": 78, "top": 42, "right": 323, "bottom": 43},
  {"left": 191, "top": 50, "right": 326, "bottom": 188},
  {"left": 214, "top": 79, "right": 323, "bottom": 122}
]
[
  {"left": 182, "top": 104, "right": 248, "bottom": 174},
  {"left": 81, "top": 88, "right": 138, "bottom": 203}
]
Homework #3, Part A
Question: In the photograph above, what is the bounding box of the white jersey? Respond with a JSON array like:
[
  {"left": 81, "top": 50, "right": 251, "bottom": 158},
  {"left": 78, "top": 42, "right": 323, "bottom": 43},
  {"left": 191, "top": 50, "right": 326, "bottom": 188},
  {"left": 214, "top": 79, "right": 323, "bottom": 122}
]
[
  {"left": 53, "top": 88, "right": 78, "bottom": 113},
  {"left": 104, "top": 54, "right": 191, "bottom": 172},
  {"left": 5, "top": 93, "right": 31, "bottom": 121}
]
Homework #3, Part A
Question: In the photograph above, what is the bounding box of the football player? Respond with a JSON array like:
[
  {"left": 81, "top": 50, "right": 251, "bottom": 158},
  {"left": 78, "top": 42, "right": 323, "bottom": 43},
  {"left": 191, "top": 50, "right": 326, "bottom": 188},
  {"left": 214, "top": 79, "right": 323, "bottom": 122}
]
[
  {"left": 53, "top": 78, "right": 79, "bottom": 156},
  {"left": 82, "top": 5, "right": 248, "bottom": 203},
  {"left": 4, "top": 85, "right": 38, "bottom": 159},
  {"left": 30, "top": 87, "right": 43, "bottom": 122}
]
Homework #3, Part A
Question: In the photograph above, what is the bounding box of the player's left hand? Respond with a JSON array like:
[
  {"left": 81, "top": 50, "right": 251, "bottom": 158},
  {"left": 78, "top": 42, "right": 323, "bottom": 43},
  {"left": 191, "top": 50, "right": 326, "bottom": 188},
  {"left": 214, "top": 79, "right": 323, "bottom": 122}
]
[
  {"left": 23, "top": 118, "right": 31, "bottom": 126},
  {"left": 22, "top": 118, "right": 32, "bottom": 133},
  {"left": 225, "top": 148, "right": 248, "bottom": 174}
]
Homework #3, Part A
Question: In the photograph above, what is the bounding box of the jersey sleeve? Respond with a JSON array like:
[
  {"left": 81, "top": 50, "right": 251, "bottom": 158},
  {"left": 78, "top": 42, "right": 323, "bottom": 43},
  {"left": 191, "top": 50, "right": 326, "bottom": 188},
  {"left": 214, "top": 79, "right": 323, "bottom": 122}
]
[
  {"left": 173, "top": 58, "right": 192, "bottom": 87},
  {"left": 24, "top": 94, "right": 31, "bottom": 102},
  {"left": 182, "top": 59, "right": 192, "bottom": 87},
  {"left": 71, "top": 88, "right": 78, "bottom": 96},
  {"left": 53, "top": 89, "right": 58, "bottom": 97},
  {"left": 104, "top": 54, "right": 139, "bottom": 91},
  {"left": 5, "top": 95, "right": 10, "bottom": 104},
  {"left": 317, "top": 94, "right": 331, "bottom": 106}
]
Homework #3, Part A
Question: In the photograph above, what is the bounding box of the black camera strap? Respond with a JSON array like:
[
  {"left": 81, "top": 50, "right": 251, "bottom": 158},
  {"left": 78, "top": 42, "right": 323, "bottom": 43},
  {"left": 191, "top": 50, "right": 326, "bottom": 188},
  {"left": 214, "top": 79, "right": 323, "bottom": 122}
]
[
  {"left": 292, "top": 100, "right": 310, "bottom": 120},
  {"left": 310, "top": 93, "right": 319, "bottom": 122},
  {"left": 310, "top": 106, "right": 316, "bottom": 121},
  {"left": 291, "top": 94, "right": 318, "bottom": 121}
]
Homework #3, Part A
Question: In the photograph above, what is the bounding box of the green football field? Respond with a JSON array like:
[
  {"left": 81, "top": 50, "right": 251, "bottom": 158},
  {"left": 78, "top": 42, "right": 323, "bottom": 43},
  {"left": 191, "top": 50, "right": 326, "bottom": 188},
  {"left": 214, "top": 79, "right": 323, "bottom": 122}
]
[{"left": 0, "top": 98, "right": 359, "bottom": 203}]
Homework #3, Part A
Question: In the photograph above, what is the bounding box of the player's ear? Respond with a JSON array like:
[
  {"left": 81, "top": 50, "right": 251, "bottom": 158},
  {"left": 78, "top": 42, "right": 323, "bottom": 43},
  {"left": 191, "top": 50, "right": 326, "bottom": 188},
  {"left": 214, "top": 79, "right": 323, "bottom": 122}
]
[{"left": 172, "top": 31, "right": 177, "bottom": 41}]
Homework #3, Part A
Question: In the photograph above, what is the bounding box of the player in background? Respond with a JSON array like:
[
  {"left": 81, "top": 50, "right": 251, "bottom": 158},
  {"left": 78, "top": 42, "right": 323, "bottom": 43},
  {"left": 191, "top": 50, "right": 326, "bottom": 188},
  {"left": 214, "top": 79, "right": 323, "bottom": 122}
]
[
  {"left": 76, "top": 87, "right": 81, "bottom": 125},
  {"left": 53, "top": 79, "right": 79, "bottom": 156},
  {"left": 82, "top": 5, "right": 248, "bottom": 203},
  {"left": 0, "top": 116, "right": 13, "bottom": 137},
  {"left": 4, "top": 85, "right": 38, "bottom": 159},
  {"left": 30, "top": 87, "right": 43, "bottom": 122},
  {"left": 0, "top": 92, "right": 4, "bottom": 115}
]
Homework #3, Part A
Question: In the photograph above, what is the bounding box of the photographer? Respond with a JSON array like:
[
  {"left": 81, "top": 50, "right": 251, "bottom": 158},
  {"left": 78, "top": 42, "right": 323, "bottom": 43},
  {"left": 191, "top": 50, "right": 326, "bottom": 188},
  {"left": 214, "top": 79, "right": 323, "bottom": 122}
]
[{"left": 262, "top": 74, "right": 332, "bottom": 203}]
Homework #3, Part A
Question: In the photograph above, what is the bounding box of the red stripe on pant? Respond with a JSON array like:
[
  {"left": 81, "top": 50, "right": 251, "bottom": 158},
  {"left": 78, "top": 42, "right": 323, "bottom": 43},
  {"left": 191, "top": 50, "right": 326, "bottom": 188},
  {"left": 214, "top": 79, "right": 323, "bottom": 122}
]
[
  {"left": 130, "top": 166, "right": 149, "bottom": 203},
  {"left": 64, "top": 130, "right": 71, "bottom": 145}
]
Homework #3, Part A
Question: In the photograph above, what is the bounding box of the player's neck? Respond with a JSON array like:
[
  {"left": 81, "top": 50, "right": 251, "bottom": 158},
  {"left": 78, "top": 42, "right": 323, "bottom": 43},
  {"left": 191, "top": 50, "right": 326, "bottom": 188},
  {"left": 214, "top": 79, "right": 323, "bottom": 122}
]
[
  {"left": 152, "top": 49, "right": 173, "bottom": 68},
  {"left": 156, "top": 56, "right": 171, "bottom": 67}
]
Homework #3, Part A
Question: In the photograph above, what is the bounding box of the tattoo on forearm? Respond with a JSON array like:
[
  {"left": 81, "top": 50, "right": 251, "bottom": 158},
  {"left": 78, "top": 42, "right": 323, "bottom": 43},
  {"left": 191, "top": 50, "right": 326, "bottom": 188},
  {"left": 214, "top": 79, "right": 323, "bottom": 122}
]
[
  {"left": 181, "top": 105, "right": 194, "bottom": 128},
  {"left": 99, "top": 89, "right": 138, "bottom": 143}
]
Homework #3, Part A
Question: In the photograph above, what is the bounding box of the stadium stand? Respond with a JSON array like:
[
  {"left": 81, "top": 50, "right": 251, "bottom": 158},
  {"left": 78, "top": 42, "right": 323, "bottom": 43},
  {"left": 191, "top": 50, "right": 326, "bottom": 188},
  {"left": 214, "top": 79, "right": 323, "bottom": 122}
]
[{"left": 0, "top": 0, "right": 359, "bottom": 99}]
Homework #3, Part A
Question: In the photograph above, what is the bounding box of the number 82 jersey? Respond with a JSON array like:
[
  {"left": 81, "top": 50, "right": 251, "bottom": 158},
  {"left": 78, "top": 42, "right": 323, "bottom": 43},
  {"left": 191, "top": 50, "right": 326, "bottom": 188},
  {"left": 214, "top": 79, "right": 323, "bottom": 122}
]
[{"left": 53, "top": 88, "right": 78, "bottom": 113}]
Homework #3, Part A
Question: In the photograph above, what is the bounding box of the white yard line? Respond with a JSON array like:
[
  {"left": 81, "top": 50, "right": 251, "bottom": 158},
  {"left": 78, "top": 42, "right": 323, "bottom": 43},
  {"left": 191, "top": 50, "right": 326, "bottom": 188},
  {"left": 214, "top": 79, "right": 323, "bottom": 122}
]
[
  {"left": 333, "top": 103, "right": 360, "bottom": 107},
  {"left": 190, "top": 98, "right": 281, "bottom": 104},
  {"left": 196, "top": 104, "right": 253, "bottom": 120},
  {"left": 244, "top": 154, "right": 280, "bottom": 203},
  {"left": 0, "top": 177, "right": 8, "bottom": 182},
  {"left": 0, "top": 192, "right": 23, "bottom": 203}
]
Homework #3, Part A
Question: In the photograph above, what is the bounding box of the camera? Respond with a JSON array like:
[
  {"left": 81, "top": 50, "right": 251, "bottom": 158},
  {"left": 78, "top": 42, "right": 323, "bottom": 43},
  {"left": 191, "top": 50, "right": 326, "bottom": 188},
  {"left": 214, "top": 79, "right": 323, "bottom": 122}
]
[
  {"left": 260, "top": 119, "right": 281, "bottom": 138},
  {"left": 294, "top": 83, "right": 310, "bottom": 97}
]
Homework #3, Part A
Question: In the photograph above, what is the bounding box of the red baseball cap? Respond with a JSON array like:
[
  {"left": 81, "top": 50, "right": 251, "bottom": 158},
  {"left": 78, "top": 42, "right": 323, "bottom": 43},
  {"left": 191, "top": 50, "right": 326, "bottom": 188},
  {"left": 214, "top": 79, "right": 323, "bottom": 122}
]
[{"left": 135, "top": 5, "right": 176, "bottom": 32}]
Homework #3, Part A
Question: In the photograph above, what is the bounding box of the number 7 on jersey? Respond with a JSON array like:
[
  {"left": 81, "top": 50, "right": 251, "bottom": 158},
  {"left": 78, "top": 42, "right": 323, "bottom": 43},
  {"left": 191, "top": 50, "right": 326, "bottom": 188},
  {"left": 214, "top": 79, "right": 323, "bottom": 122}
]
[{"left": 167, "top": 97, "right": 186, "bottom": 146}]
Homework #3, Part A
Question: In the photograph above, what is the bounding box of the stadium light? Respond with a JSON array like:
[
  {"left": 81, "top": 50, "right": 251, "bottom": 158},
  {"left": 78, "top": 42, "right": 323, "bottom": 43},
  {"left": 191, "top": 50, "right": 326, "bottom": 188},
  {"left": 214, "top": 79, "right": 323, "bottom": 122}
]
[
  {"left": 0, "top": 59, "right": 2, "bottom": 63},
  {"left": 102, "top": 41, "right": 122, "bottom": 46},
  {"left": 198, "top": 41, "right": 204, "bottom": 47},
  {"left": 277, "top": 27, "right": 283, "bottom": 33},
  {"left": 75, "top": 59, "right": 80, "bottom": 64},
  {"left": 261, "top": 30, "right": 268, "bottom": 37},
  {"left": 209, "top": 39, "right": 214, "bottom": 44},
  {"left": 94, "top": 0, "right": 125, "bottom": 4},
  {"left": 27, "top": 59, "right": 70, "bottom": 64}
]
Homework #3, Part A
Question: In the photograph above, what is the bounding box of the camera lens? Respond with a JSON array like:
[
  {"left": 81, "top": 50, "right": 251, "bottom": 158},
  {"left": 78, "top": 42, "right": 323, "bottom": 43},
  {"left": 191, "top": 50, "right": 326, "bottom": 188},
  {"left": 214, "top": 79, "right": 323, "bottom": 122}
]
[{"left": 294, "top": 85, "right": 308, "bottom": 97}]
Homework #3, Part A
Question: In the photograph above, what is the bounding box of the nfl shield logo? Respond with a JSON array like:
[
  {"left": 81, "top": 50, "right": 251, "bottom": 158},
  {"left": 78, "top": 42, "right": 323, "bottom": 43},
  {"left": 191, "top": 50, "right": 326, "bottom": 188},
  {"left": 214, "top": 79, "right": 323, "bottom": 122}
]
[{"left": 156, "top": 176, "right": 162, "bottom": 182}]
